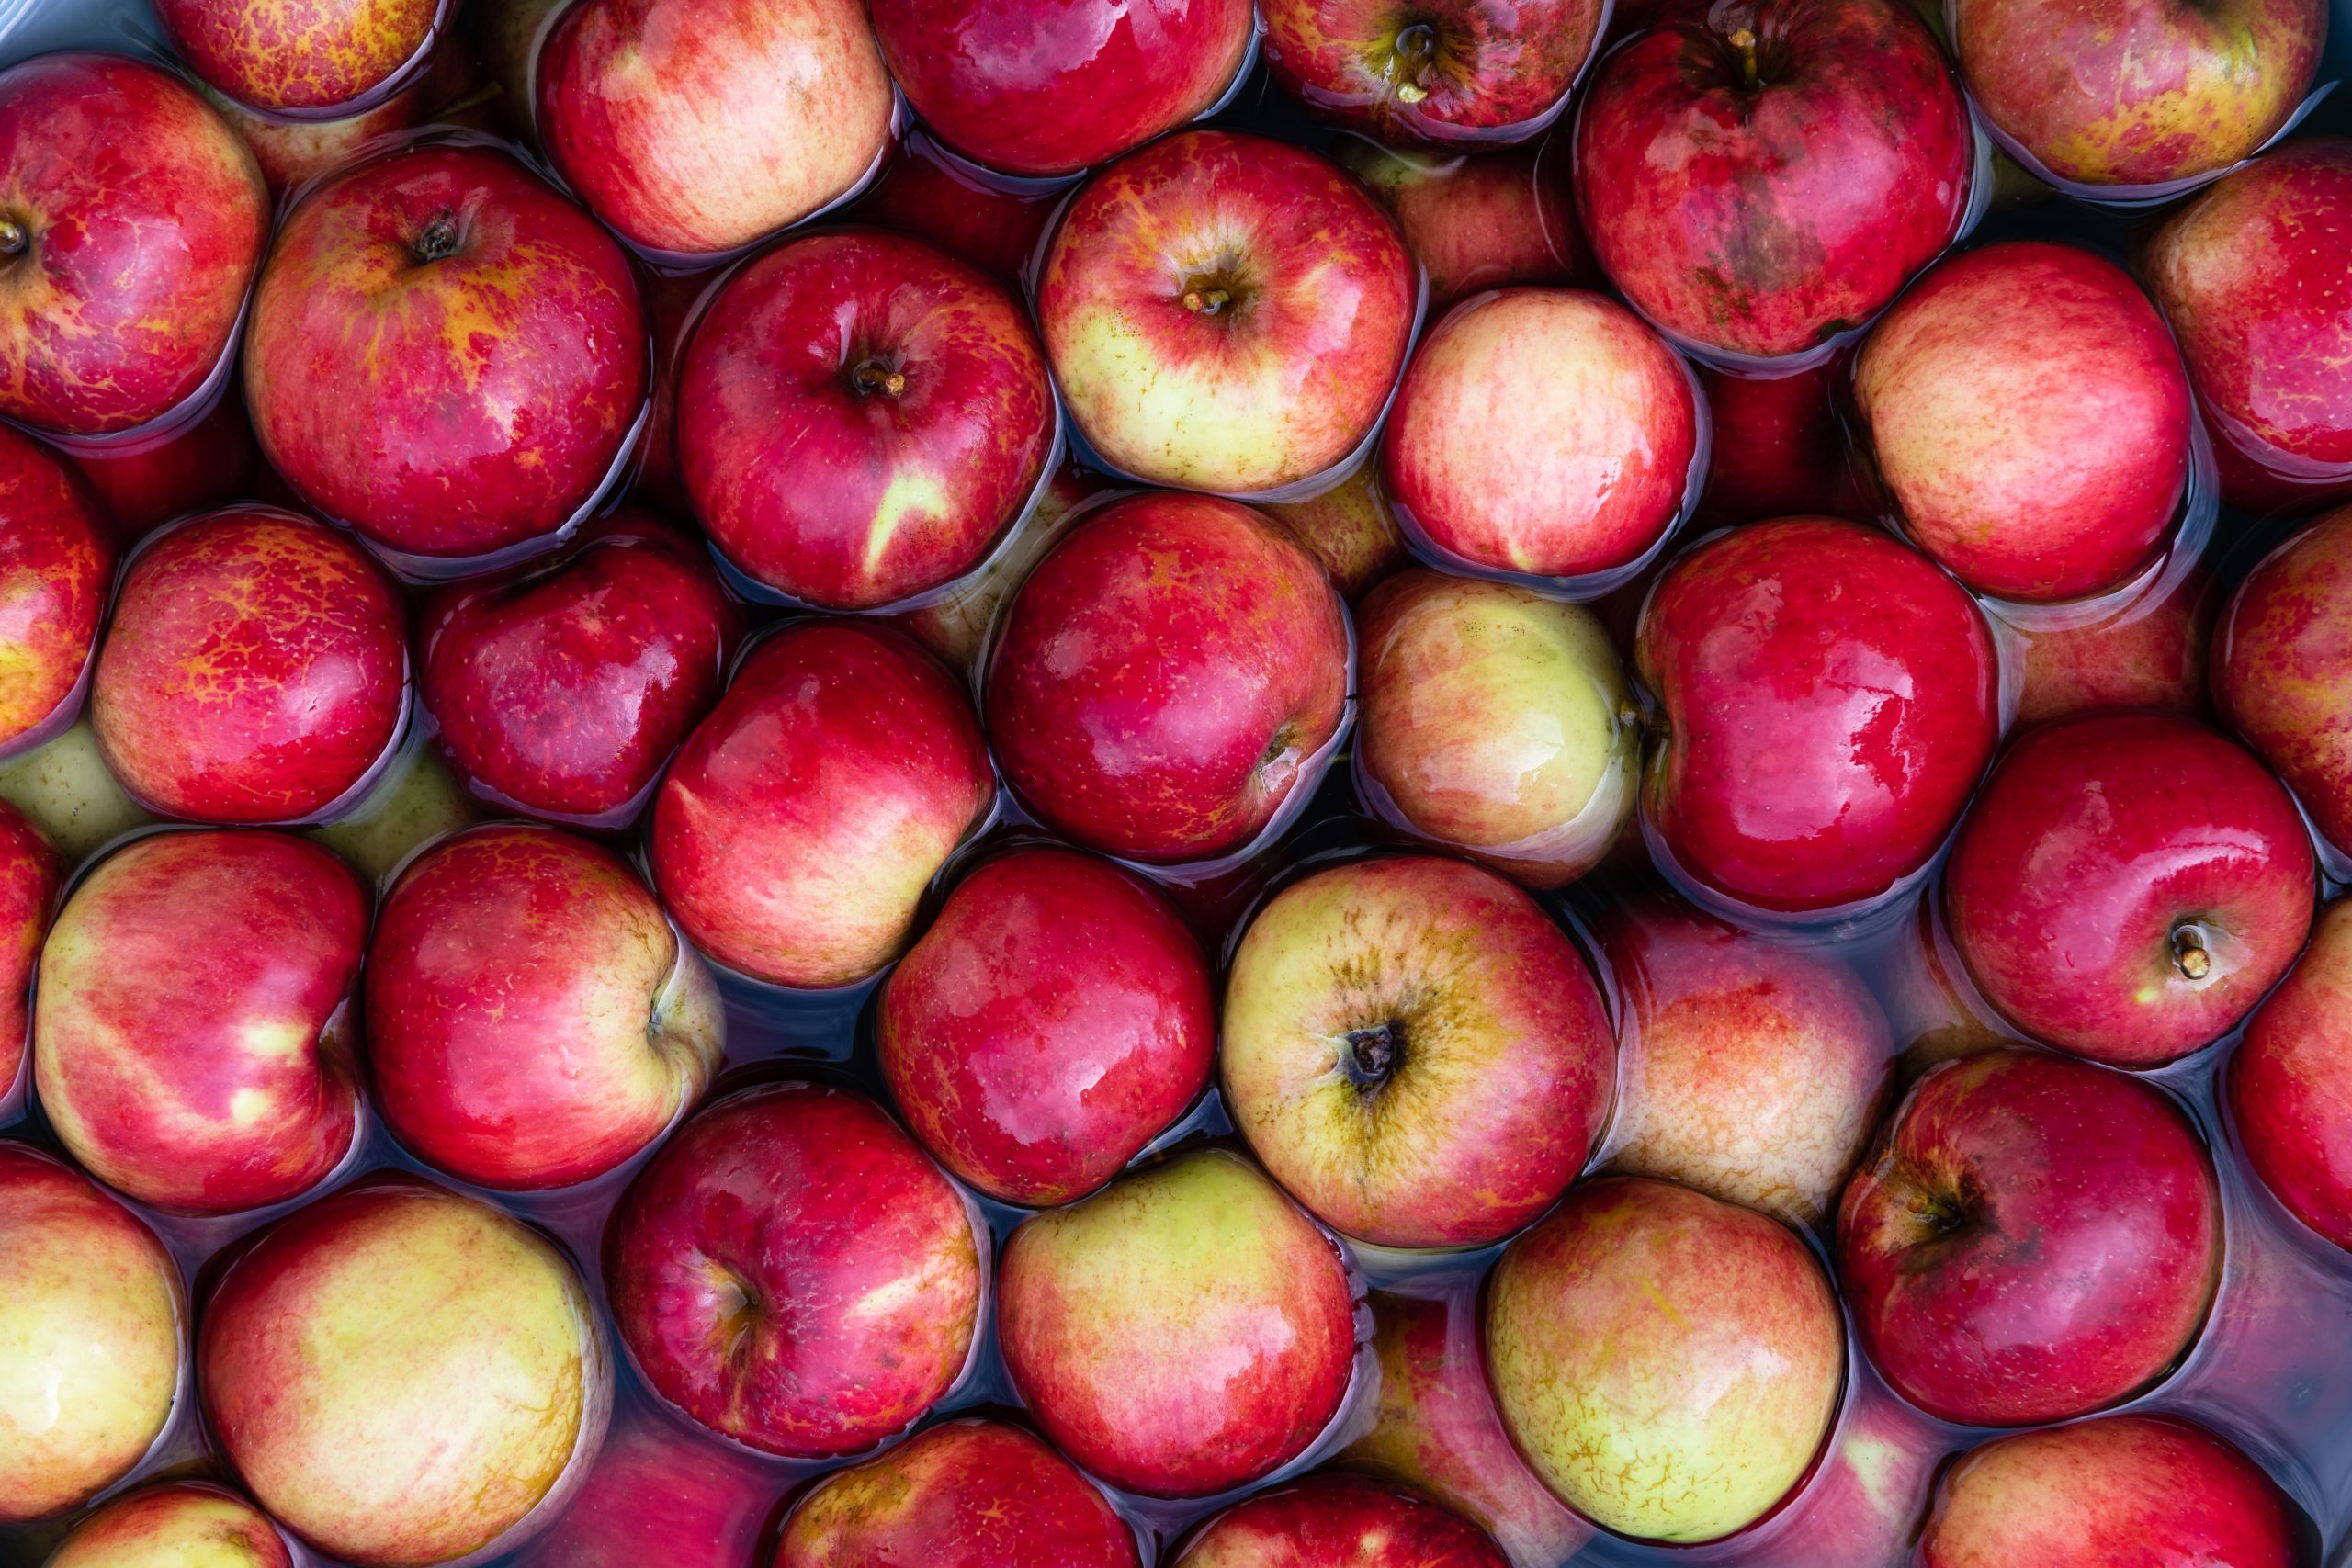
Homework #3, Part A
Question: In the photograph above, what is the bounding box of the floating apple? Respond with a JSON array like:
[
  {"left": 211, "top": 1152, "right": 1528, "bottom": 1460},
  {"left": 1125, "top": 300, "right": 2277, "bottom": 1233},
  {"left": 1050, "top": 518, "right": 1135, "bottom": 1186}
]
[
  {"left": 896, "top": 465, "right": 1099, "bottom": 672},
  {"left": 1260, "top": 460, "right": 1412, "bottom": 603},
  {"left": 2230, "top": 897, "right": 2352, "bottom": 1252},
  {"left": 203, "top": 79, "right": 424, "bottom": 195},
  {"left": 1854, "top": 243, "right": 2192, "bottom": 601},
  {"left": 1334, "top": 140, "right": 1590, "bottom": 310},
  {"left": 2214, "top": 505, "right": 2352, "bottom": 852},
  {"left": 1261, "top": 0, "right": 1600, "bottom": 148},
  {"left": 0, "top": 427, "right": 110, "bottom": 758},
  {"left": 1175, "top": 1475, "right": 1509, "bottom": 1567},
  {"left": 512, "top": 1407, "right": 775, "bottom": 1568},
  {"left": 846, "top": 129, "right": 1065, "bottom": 288},
  {"left": 1838, "top": 1048, "right": 2222, "bottom": 1426},
  {"left": 41, "top": 1483, "right": 290, "bottom": 1568},
  {"left": 650, "top": 619, "right": 993, "bottom": 988},
  {"left": 1038, "top": 130, "right": 1416, "bottom": 493},
  {"left": 0, "top": 800, "right": 57, "bottom": 1107},
  {"left": 0, "top": 53, "right": 266, "bottom": 436},
  {"left": 1692, "top": 355, "right": 1862, "bottom": 525},
  {"left": 2010, "top": 565, "right": 2213, "bottom": 727},
  {"left": 156, "top": 0, "right": 434, "bottom": 112},
  {"left": 60, "top": 392, "right": 259, "bottom": 549},
  {"left": 997, "top": 1148, "right": 1357, "bottom": 1498},
  {"left": 0, "top": 718, "right": 155, "bottom": 863}
]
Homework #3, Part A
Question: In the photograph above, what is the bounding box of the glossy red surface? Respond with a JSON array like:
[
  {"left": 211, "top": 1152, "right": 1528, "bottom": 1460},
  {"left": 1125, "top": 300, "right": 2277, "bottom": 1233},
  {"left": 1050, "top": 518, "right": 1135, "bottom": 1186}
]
[
  {"left": 983, "top": 491, "right": 1350, "bottom": 863},
  {"left": 1692, "top": 355, "right": 1862, "bottom": 525},
  {"left": 1838, "top": 1049, "right": 2223, "bottom": 1427},
  {"left": 0, "top": 801, "right": 57, "bottom": 1106},
  {"left": 1261, "top": 0, "right": 1600, "bottom": 147},
  {"left": 2215, "top": 505, "right": 2352, "bottom": 852},
  {"left": 245, "top": 143, "right": 648, "bottom": 559},
  {"left": 879, "top": 844, "right": 1215, "bottom": 1206},
  {"left": 846, "top": 130, "right": 1062, "bottom": 288},
  {"left": 420, "top": 513, "right": 738, "bottom": 822},
  {"left": 1175, "top": 1474, "right": 1509, "bottom": 1567},
  {"left": 513, "top": 1407, "right": 775, "bottom": 1568},
  {"left": 2230, "top": 897, "right": 2352, "bottom": 1251},
  {"left": 61, "top": 392, "right": 259, "bottom": 548},
  {"left": 605, "top": 1082, "right": 981, "bottom": 1458},
  {"left": 1634, "top": 516, "right": 2001, "bottom": 913},
  {"left": 0, "top": 52, "right": 266, "bottom": 436},
  {"left": 1944, "top": 712, "right": 2314, "bottom": 1066},
  {"left": 155, "top": 0, "right": 432, "bottom": 110},
  {"left": 679, "top": 229, "right": 1055, "bottom": 611},
  {"left": 1334, "top": 140, "right": 1592, "bottom": 310},
  {"left": 1573, "top": 0, "right": 1970, "bottom": 360},
  {"left": 0, "top": 426, "right": 110, "bottom": 755}
]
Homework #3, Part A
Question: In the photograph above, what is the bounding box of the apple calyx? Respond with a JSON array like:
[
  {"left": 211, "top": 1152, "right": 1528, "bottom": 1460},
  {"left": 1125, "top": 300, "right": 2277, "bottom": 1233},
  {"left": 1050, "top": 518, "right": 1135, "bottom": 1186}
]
[
  {"left": 1870, "top": 1156, "right": 1983, "bottom": 1261},
  {"left": 849, "top": 355, "right": 909, "bottom": 399},
  {"left": 707, "top": 1258, "right": 763, "bottom": 1360},
  {"left": 412, "top": 212, "right": 463, "bottom": 265},
  {"left": 1386, "top": 23, "right": 1439, "bottom": 104},
  {"left": 0, "top": 216, "right": 27, "bottom": 257},
  {"left": 1338, "top": 1020, "right": 1403, "bottom": 1092},
  {"left": 2172, "top": 923, "right": 2212, "bottom": 982}
]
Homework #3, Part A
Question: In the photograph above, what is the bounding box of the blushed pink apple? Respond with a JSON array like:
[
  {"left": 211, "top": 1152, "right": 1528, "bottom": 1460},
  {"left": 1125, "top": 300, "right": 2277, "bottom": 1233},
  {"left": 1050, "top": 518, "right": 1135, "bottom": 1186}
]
[
  {"left": 1838, "top": 1048, "right": 2222, "bottom": 1426},
  {"left": 1333, "top": 139, "right": 1591, "bottom": 310},
  {"left": 846, "top": 129, "right": 1063, "bottom": 288},
  {"left": 199, "top": 1179, "right": 607, "bottom": 1566},
  {"left": 650, "top": 620, "right": 993, "bottom": 987},
  {"left": 1261, "top": 458, "right": 1412, "bottom": 602},
  {"left": 2230, "top": 897, "right": 2352, "bottom": 1251},
  {"left": 2213, "top": 505, "right": 2352, "bottom": 852},
  {"left": 35, "top": 830, "right": 366, "bottom": 1214},
  {"left": 1384, "top": 288, "right": 1696, "bottom": 579},
  {"left": 61, "top": 392, "right": 259, "bottom": 549},
  {"left": 1174, "top": 1475, "right": 1508, "bottom": 1568},
  {"left": 1745, "top": 1391, "right": 1943, "bottom": 1568},
  {"left": 605, "top": 1082, "right": 980, "bottom": 1458},
  {"left": 0, "top": 427, "right": 109, "bottom": 758},
  {"left": 1038, "top": 130, "right": 1416, "bottom": 493},
  {"left": 896, "top": 465, "right": 1100, "bottom": 672},
  {"left": 1854, "top": 243, "right": 2192, "bottom": 601},
  {"left": 1945, "top": 711, "right": 2313, "bottom": 1066},
  {"left": 1261, "top": 0, "right": 1601, "bottom": 149},
  {"left": 1485, "top": 1176, "right": 1843, "bottom": 1542},
  {"left": 0, "top": 1143, "right": 182, "bottom": 1526},
  {"left": 155, "top": 0, "right": 433, "bottom": 112},
  {"left": 997, "top": 1148, "right": 1357, "bottom": 1498},
  {"left": 2010, "top": 565, "right": 2213, "bottom": 727},
  {"left": 43, "top": 1483, "right": 290, "bottom": 1568},
  {"left": 514, "top": 1407, "right": 775, "bottom": 1568},
  {"left": 983, "top": 491, "right": 1348, "bottom": 863},
  {"left": 0, "top": 800, "right": 57, "bottom": 1106}
]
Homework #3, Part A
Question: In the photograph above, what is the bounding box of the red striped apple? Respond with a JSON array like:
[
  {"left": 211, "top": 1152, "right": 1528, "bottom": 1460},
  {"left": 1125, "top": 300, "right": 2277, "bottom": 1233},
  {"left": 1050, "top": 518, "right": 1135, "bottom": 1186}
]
[
  {"left": 2011, "top": 564, "right": 2213, "bottom": 726},
  {"left": 0, "top": 427, "right": 109, "bottom": 758},
  {"left": 1174, "top": 1475, "right": 1508, "bottom": 1567},
  {"left": 0, "top": 800, "right": 57, "bottom": 1110},
  {"left": 2215, "top": 505, "right": 2352, "bottom": 853},
  {"left": 2230, "top": 897, "right": 2352, "bottom": 1251},
  {"left": 42, "top": 1483, "right": 289, "bottom": 1568},
  {"left": 1332, "top": 140, "right": 1591, "bottom": 310}
]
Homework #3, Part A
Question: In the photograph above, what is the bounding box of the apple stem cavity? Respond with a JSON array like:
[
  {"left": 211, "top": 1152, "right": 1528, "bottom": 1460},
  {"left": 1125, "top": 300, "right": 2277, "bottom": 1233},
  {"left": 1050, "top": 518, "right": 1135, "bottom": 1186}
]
[
  {"left": 0, "top": 217, "right": 25, "bottom": 257},
  {"left": 1390, "top": 23, "right": 1437, "bottom": 102},
  {"left": 1182, "top": 285, "right": 1234, "bottom": 315},
  {"left": 413, "top": 213, "right": 462, "bottom": 265},
  {"left": 1339, "top": 1021, "right": 1402, "bottom": 1092},
  {"left": 850, "top": 357, "right": 909, "bottom": 398},
  {"left": 1725, "top": 26, "right": 1763, "bottom": 89},
  {"left": 2173, "top": 924, "right": 2213, "bottom": 981}
]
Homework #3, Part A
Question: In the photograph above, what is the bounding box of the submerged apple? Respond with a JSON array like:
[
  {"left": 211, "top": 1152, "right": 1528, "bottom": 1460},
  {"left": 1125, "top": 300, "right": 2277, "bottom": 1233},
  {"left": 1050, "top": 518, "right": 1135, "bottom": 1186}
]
[
  {"left": 0, "top": 800, "right": 57, "bottom": 1107},
  {"left": 43, "top": 1483, "right": 290, "bottom": 1568},
  {"left": 1261, "top": 458, "right": 1413, "bottom": 603},
  {"left": 2010, "top": 565, "right": 2213, "bottom": 727},
  {"left": 1175, "top": 1475, "right": 1510, "bottom": 1567},
  {"left": 1334, "top": 139, "right": 1591, "bottom": 310},
  {"left": 2214, "top": 505, "right": 2352, "bottom": 852},
  {"left": 0, "top": 427, "right": 110, "bottom": 758},
  {"left": 2230, "top": 897, "right": 2352, "bottom": 1252}
]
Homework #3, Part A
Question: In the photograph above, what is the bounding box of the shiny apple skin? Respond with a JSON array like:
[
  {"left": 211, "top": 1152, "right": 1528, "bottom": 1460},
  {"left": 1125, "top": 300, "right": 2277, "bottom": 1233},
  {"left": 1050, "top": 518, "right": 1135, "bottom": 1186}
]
[
  {"left": 997, "top": 1147, "right": 1357, "bottom": 1498},
  {"left": 650, "top": 619, "right": 993, "bottom": 988},
  {"left": 198, "top": 1180, "right": 605, "bottom": 1567},
  {"left": 0, "top": 1143, "right": 183, "bottom": 1527},
  {"left": 775, "top": 1418, "right": 1139, "bottom": 1568},
  {"left": 536, "top": 0, "right": 895, "bottom": 256},
  {"left": 203, "top": 79, "right": 424, "bottom": 195},
  {"left": 1333, "top": 140, "right": 1592, "bottom": 311},
  {"left": 898, "top": 464, "right": 1101, "bottom": 672},
  {"left": 1635, "top": 517, "right": 2001, "bottom": 914},
  {"left": 1918, "top": 1414, "right": 2302, "bottom": 1568},
  {"left": 879, "top": 845, "right": 1215, "bottom": 1206},
  {"left": 1341, "top": 1290, "right": 1591, "bottom": 1568},
  {"left": 866, "top": 0, "right": 1252, "bottom": 178},
  {"left": 1038, "top": 130, "right": 1416, "bottom": 493},
  {"left": 1177, "top": 1475, "right": 1509, "bottom": 1568},
  {"left": 419, "top": 513, "right": 738, "bottom": 822},
  {"left": 679, "top": 229, "right": 1055, "bottom": 610},
  {"left": 35, "top": 830, "right": 366, "bottom": 1214},
  {"left": 245, "top": 143, "right": 648, "bottom": 560},
  {"left": 2144, "top": 140, "right": 2352, "bottom": 514},
  {"left": 514, "top": 1408, "right": 775, "bottom": 1568},
  {"left": 1261, "top": 0, "right": 1600, "bottom": 149},
  {"left": 0, "top": 800, "right": 57, "bottom": 1104},
  {"left": 2215, "top": 506, "right": 2352, "bottom": 852},
  {"left": 1854, "top": 243, "right": 2192, "bottom": 602},
  {"left": 983, "top": 491, "right": 1349, "bottom": 863},
  {"left": 2229, "top": 898, "right": 2352, "bottom": 1251},
  {"left": 0, "top": 54, "right": 266, "bottom": 437},
  {"left": 1261, "top": 460, "right": 1412, "bottom": 604},
  {"left": 1222, "top": 854, "right": 1614, "bottom": 1247},
  {"left": 91, "top": 508, "right": 406, "bottom": 824},
  {"left": 1944, "top": 712, "right": 2313, "bottom": 1067},
  {"left": 367, "top": 825, "right": 724, "bottom": 1191},
  {"left": 1838, "top": 1048, "right": 2222, "bottom": 1427},
  {"left": 847, "top": 130, "right": 1060, "bottom": 288},
  {"left": 1485, "top": 1176, "right": 1843, "bottom": 1544},
  {"left": 156, "top": 0, "right": 431, "bottom": 112},
  {"left": 1573, "top": 0, "right": 1970, "bottom": 360},
  {"left": 2012, "top": 565, "right": 2212, "bottom": 727},
  {"left": 1692, "top": 355, "right": 1861, "bottom": 525},
  {"left": 0, "top": 426, "right": 110, "bottom": 756},
  {"left": 62, "top": 393, "right": 260, "bottom": 548},
  {"left": 1384, "top": 288, "right": 1697, "bottom": 578},
  {"left": 44, "top": 1482, "right": 291, "bottom": 1568},
  {"left": 605, "top": 1082, "right": 980, "bottom": 1459},
  {"left": 1598, "top": 894, "right": 1891, "bottom": 1226},
  {"left": 1953, "top": 0, "right": 2321, "bottom": 187}
]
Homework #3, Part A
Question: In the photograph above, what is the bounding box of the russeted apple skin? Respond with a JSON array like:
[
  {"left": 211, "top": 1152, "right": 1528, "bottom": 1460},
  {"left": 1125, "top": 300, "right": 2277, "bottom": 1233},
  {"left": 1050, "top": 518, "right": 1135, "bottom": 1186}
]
[
  {"left": 2215, "top": 505, "right": 2352, "bottom": 855},
  {"left": 2231, "top": 898, "right": 2352, "bottom": 1253},
  {"left": 43, "top": 1483, "right": 291, "bottom": 1568},
  {"left": 156, "top": 0, "right": 433, "bottom": 112},
  {"left": 1174, "top": 1474, "right": 1510, "bottom": 1568}
]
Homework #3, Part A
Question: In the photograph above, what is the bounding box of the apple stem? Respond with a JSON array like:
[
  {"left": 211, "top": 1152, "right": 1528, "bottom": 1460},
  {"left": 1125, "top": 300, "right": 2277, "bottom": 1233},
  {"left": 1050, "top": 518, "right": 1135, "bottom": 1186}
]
[
  {"left": 1392, "top": 22, "right": 1435, "bottom": 103},
  {"left": 2172, "top": 924, "right": 2212, "bottom": 981},
  {"left": 0, "top": 218, "right": 25, "bottom": 256},
  {"left": 413, "top": 213, "right": 461, "bottom": 265},
  {"left": 850, "top": 358, "right": 909, "bottom": 398},
  {"left": 1339, "top": 1022, "right": 1400, "bottom": 1090},
  {"left": 1182, "top": 287, "right": 1233, "bottom": 315},
  {"left": 1726, "top": 26, "right": 1761, "bottom": 88}
]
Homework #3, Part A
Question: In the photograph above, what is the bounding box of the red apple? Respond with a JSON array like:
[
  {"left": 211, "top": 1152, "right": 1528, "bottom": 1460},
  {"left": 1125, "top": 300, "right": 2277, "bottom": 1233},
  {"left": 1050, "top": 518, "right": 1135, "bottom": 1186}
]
[
  {"left": 866, "top": 0, "right": 1252, "bottom": 178},
  {"left": 845, "top": 129, "right": 1061, "bottom": 288},
  {"left": 2143, "top": 139, "right": 2352, "bottom": 514},
  {"left": 1261, "top": 458, "right": 1413, "bottom": 603},
  {"left": 155, "top": 0, "right": 433, "bottom": 112},
  {"left": 514, "top": 1406, "right": 776, "bottom": 1568},
  {"left": 650, "top": 619, "right": 993, "bottom": 987},
  {"left": 1261, "top": 0, "right": 1600, "bottom": 149},
  {"left": 34, "top": 830, "right": 366, "bottom": 1214},
  {"left": 536, "top": 0, "right": 895, "bottom": 256},
  {"left": 1175, "top": 1475, "right": 1508, "bottom": 1567},
  {"left": 997, "top": 1147, "right": 1357, "bottom": 1498},
  {"left": 2216, "top": 505, "right": 2352, "bottom": 859},
  {"left": 1917, "top": 1415, "right": 2302, "bottom": 1567},
  {"left": 1221, "top": 854, "right": 1614, "bottom": 1247},
  {"left": 61, "top": 392, "right": 260, "bottom": 549},
  {"left": 419, "top": 513, "right": 739, "bottom": 824},
  {"left": 1692, "top": 355, "right": 1864, "bottom": 525},
  {"left": 1597, "top": 893, "right": 1892, "bottom": 1226},
  {"left": 1573, "top": 0, "right": 1971, "bottom": 360},
  {"left": 1854, "top": 243, "right": 2192, "bottom": 601},
  {"left": 43, "top": 1482, "right": 292, "bottom": 1568},
  {"left": 897, "top": 464, "right": 1101, "bottom": 672},
  {"left": 0, "top": 800, "right": 57, "bottom": 1109},
  {"left": 1944, "top": 711, "right": 2313, "bottom": 1066},
  {"left": 2009, "top": 563, "right": 2213, "bottom": 727},
  {"left": 1341, "top": 1288, "right": 1592, "bottom": 1568},
  {"left": 1485, "top": 1176, "right": 1843, "bottom": 1543},
  {"left": 91, "top": 507, "right": 406, "bottom": 824},
  {"left": 245, "top": 142, "right": 648, "bottom": 561},
  {"left": 203, "top": 79, "right": 425, "bottom": 196},
  {"left": 983, "top": 491, "right": 1349, "bottom": 863},
  {"left": 678, "top": 228, "right": 1056, "bottom": 610},
  {"left": 0, "top": 427, "right": 110, "bottom": 757},
  {"left": 1038, "top": 130, "right": 1415, "bottom": 493},
  {"left": 605, "top": 1082, "right": 980, "bottom": 1458},
  {"left": 1636, "top": 517, "right": 2001, "bottom": 914},
  {"left": 2230, "top": 897, "right": 2352, "bottom": 1251},
  {"left": 0, "top": 1143, "right": 183, "bottom": 1526},
  {"left": 200, "top": 1179, "right": 608, "bottom": 1566},
  {"left": 1330, "top": 139, "right": 1592, "bottom": 310},
  {"left": 1838, "top": 1048, "right": 2222, "bottom": 1426},
  {"left": 1953, "top": 0, "right": 2322, "bottom": 187},
  {"left": 775, "top": 1418, "right": 1139, "bottom": 1568},
  {"left": 878, "top": 844, "right": 1215, "bottom": 1206},
  {"left": 1383, "top": 288, "right": 1698, "bottom": 579},
  {"left": 628, "top": 269, "right": 700, "bottom": 514},
  {"left": 1740, "top": 1389, "right": 1944, "bottom": 1568},
  {"left": 0, "top": 53, "right": 266, "bottom": 436}
]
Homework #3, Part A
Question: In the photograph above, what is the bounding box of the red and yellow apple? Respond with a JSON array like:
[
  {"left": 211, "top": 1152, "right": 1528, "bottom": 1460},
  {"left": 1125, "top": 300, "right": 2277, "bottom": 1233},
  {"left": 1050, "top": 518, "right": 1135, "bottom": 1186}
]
[
  {"left": 43, "top": 1483, "right": 290, "bottom": 1568},
  {"left": 1261, "top": 457, "right": 1412, "bottom": 603},
  {"left": 0, "top": 799, "right": 57, "bottom": 1110},
  {"left": 895, "top": 465, "right": 1099, "bottom": 672},
  {"left": 1261, "top": 0, "right": 1601, "bottom": 149},
  {"left": 1174, "top": 1475, "right": 1508, "bottom": 1567},
  {"left": 2213, "top": 504, "right": 2352, "bottom": 853},
  {"left": 0, "top": 426, "right": 110, "bottom": 758},
  {"left": 1333, "top": 139, "right": 1591, "bottom": 310},
  {"left": 156, "top": 0, "right": 435, "bottom": 113},
  {"left": 203, "top": 79, "right": 424, "bottom": 195}
]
